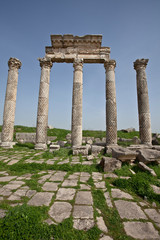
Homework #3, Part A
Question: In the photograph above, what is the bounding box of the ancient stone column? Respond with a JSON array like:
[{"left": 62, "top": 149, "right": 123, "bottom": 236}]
[
  {"left": 35, "top": 58, "right": 53, "bottom": 150},
  {"left": 104, "top": 60, "right": 117, "bottom": 148},
  {"left": 1, "top": 58, "right": 22, "bottom": 148},
  {"left": 134, "top": 59, "right": 152, "bottom": 145},
  {"left": 71, "top": 58, "right": 83, "bottom": 147}
]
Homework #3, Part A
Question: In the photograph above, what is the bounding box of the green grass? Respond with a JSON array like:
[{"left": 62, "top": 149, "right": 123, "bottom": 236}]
[
  {"left": 113, "top": 172, "right": 160, "bottom": 203},
  {"left": 0, "top": 204, "right": 51, "bottom": 240}
]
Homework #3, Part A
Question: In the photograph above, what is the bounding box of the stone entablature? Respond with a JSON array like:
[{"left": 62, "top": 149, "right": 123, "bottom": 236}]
[{"left": 45, "top": 34, "right": 110, "bottom": 63}]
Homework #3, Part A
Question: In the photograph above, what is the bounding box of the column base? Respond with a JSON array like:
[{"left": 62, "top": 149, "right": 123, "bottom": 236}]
[
  {"left": 0, "top": 142, "right": 15, "bottom": 149},
  {"left": 106, "top": 144, "right": 118, "bottom": 154},
  {"left": 34, "top": 143, "right": 47, "bottom": 150}
]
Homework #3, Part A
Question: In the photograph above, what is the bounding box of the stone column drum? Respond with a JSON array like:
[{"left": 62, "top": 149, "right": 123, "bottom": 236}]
[
  {"left": 1, "top": 58, "right": 22, "bottom": 148},
  {"left": 71, "top": 59, "right": 83, "bottom": 147},
  {"left": 35, "top": 58, "right": 53, "bottom": 150},
  {"left": 104, "top": 60, "right": 117, "bottom": 148},
  {"left": 134, "top": 59, "right": 152, "bottom": 145}
]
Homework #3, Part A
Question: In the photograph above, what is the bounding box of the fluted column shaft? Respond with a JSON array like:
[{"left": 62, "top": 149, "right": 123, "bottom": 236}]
[
  {"left": 134, "top": 59, "right": 152, "bottom": 145},
  {"left": 104, "top": 60, "right": 117, "bottom": 146},
  {"left": 35, "top": 58, "right": 53, "bottom": 150},
  {"left": 1, "top": 58, "right": 22, "bottom": 148},
  {"left": 71, "top": 59, "right": 83, "bottom": 147}
]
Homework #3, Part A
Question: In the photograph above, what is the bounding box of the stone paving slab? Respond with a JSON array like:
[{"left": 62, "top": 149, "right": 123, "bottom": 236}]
[
  {"left": 144, "top": 209, "right": 160, "bottom": 228},
  {"left": 28, "top": 192, "right": 54, "bottom": 206},
  {"left": 42, "top": 182, "right": 59, "bottom": 191},
  {"left": 56, "top": 188, "right": 76, "bottom": 200},
  {"left": 123, "top": 221, "right": 160, "bottom": 239},
  {"left": 49, "top": 201, "right": 72, "bottom": 223},
  {"left": 96, "top": 216, "right": 108, "bottom": 233},
  {"left": 104, "top": 192, "right": 113, "bottom": 208},
  {"left": 73, "top": 219, "right": 95, "bottom": 230},
  {"left": 73, "top": 205, "right": 93, "bottom": 219},
  {"left": 62, "top": 179, "right": 78, "bottom": 187},
  {"left": 114, "top": 200, "right": 147, "bottom": 219},
  {"left": 99, "top": 236, "right": 113, "bottom": 240},
  {"left": 75, "top": 191, "right": 93, "bottom": 205},
  {"left": 111, "top": 188, "right": 133, "bottom": 199},
  {"left": 0, "top": 176, "right": 17, "bottom": 182}
]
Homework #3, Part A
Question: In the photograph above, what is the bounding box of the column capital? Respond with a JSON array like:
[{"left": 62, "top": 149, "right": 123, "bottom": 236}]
[
  {"left": 134, "top": 58, "right": 149, "bottom": 71},
  {"left": 8, "top": 58, "right": 22, "bottom": 70},
  {"left": 73, "top": 58, "right": 83, "bottom": 71},
  {"left": 38, "top": 57, "right": 53, "bottom": 69},
  {"left": 104, "top": 60, "right": 116, "bottom": 71}
]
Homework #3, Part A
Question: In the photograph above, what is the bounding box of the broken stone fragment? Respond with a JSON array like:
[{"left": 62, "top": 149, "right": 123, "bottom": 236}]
[
  {"left": 49, "top": 144, "right": 60, "bottom": 152},
  {"left": 72, "top": 146, "right": 88, "bottom": 156},
  {"left": 137, "top": 149, "right": 160, "bottom": 164},
  {"left": 138, "top": 162, "right": 157, "bottom": 177},
  {"left": 112, "top": 146, "right": 138, "bottom": 162},
  {"left": 99, "top": 157, "right": 122, "bottom": 172}
]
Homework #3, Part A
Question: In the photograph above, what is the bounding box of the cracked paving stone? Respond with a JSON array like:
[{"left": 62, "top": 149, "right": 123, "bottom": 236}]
[
  {"left": 0, "top": 188, "right": 12, "bottom": 196},
  {"left": 80, "top": 184, "right": 91, "bottom": 190},
  {"left": 80, "top": 176, "right": 90, "bottom": 182},
  {"left": 111, "top": 188, "right": 133, "bottom": 199},
  {"left": 7, "top": 160, "right": 19, "bottom": 165},
  {"left": 26, "top": 190, "right": 37, "bottom": 198},
  {"left": 28, "top": 192, "right": 54, "bottom": 206},
  {"left": 62, "top": 179, "right": 78, "bottom": 187},
  {"left": 49, "top": 172, "right": 66, "bottom": 182},
  {"left": 73, "top": 219, "right": 95, "bottom": 230},
  {"left": 94, "top": 181, "right": 106, "bottom": 189},
  {"left": 68, "top": 174, "right": 79, "bottom": 180},
  {"left": 104, "top": 192, "right": 113, "bottom": 208},
  {"left": 75, "top": 191, "right": 93, "bottom": 205},
  {"left": 0, "top": 176, "right": 17, "bottom": 182},
  {"left": 115, "top": 200, "right": 147, "bottom": 220},
  {"left": 46, "top": 160, "right": 55, "bottom": 165},
  {"left": 92, "top": 172, "right": 103, "bottom": 181},
  {"left": 42, "top": 182, "right": 59, "bottom": 191},
  {"left": 80, "top": 172, "right": 90, "bottom": 177},
  {"left": 124, "top": 221, "right": 160, "bottom": 239},
  {"left": 14, "top": 188, "right": 28, "bottom": 197},
  {"left": 73, "top": 205, "right": 93, "bottom": 219},
  {"left": 144, "top": 209, "right": 160, "bottom": 228},
  {"left": 97, "top": 216, "right": 108, "bottom": 233},
  {"left": 82, "top": 161, "right": 93, "bottom": 165},
  {"left": 56, "top": 188, "right": 76, "bottom": 200},
  {"left": 8, "top": 194, "right": 21, "bottom": 201},
  {"left": 49, "top": 201, "right": 72, "bottom": 223}
]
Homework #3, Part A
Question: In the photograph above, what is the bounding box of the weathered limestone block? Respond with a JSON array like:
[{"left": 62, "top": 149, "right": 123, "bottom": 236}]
[
  {"left": 138, "top": 162, "right": 157, "bottom": 177},
  {"left": 99, "top": 157, "right": 122, "bottom": 172},
  {"left": 134, "top": 59, "right": 152, "bottom": 145},
  {"left": 104, "top": 60, "right": 117, "bottom": 147},
  {"left": 91, "top": 145, "right": 104, "bottom": 156},
  {"left": 16, "top": 133, "right": 36, "bottom": 143},
  {"left": 73, "top": 146, "right": 88, "bottom": 156},
  {"left": 49, "top": 144, "right": 60, "bottom": 152},
  {"left": 1, "top": 58, "right": 22, "bottom": 148},
  {"left": 121, "top": 128, "right": 136, "bottom": 133},
  {"left": 112, "top": 146, "right": 138, "bottom": 162},
  {"left": 71, "top": 59, "right": 83, "bottom": 147},
  {"left": 35, "top": 58, "right": 53, "bottom": 150},
  {"left": 137, "top": 149, "right": 160, "bottom": 164}
]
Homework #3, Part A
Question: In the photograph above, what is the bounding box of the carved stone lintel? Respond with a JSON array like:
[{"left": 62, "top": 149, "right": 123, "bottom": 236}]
[
  {"left": 134, "top": 59, "right": 149, "bottom": 71},
  {"left": 73, "top": 58, "right": 83, "bottom": 72},
  {"left": 8, "top": 58, "right": 22, "bottom": 70},
  {"left": 104, "top": 60, "right": 116, "bottom": 71},
  {"left": 38, "top": 57, "right": 53, "bottom": 69}
]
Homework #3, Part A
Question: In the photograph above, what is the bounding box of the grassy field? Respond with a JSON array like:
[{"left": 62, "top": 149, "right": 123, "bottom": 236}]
[{"left": 0, "top": 126, "right": 160, "bottom": 239}]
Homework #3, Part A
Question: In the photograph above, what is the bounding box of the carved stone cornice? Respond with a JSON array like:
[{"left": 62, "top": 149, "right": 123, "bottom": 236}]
[
  {"left": 73, "top": 58, "right": 83, "bottom": 72},
  {"left": 8, "top": 58, "right": 22, "bottom": 70},
  {"left": 104, "top": 60, "right": 116, "bottom": 71},
  {"left": 134, "top": 59, "right": 149, "bottom": 71},
  {"left": 38, "top": 58, "right": 53, "bottom": 69}
]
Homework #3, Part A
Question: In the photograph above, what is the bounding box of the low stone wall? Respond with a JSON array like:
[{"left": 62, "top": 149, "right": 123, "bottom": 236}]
[{"left": 16, "top": 133, "right": 36, "bottom": 143}]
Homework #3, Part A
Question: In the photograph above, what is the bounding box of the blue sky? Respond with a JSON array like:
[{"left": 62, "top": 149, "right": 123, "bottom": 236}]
[{"left": 0, "top": 0, "right": 160, "bottom": 132}]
